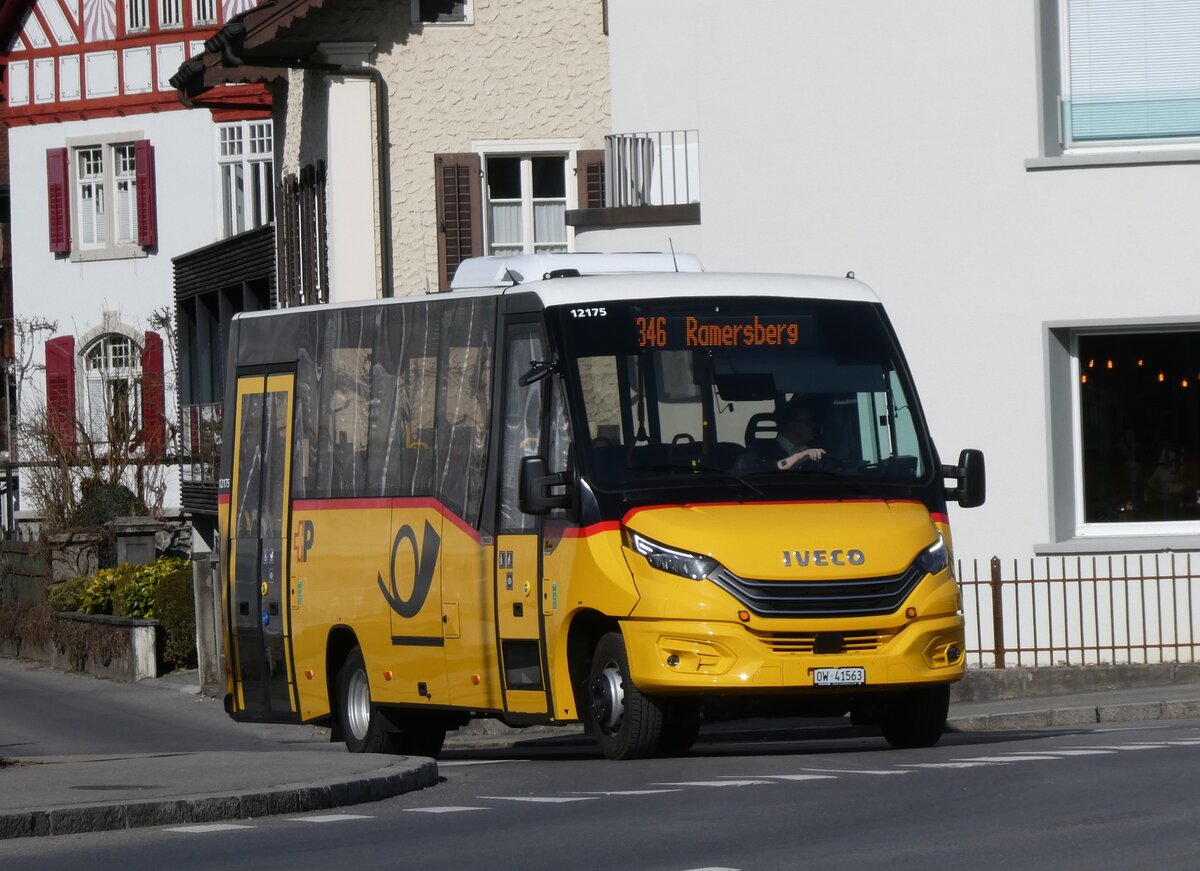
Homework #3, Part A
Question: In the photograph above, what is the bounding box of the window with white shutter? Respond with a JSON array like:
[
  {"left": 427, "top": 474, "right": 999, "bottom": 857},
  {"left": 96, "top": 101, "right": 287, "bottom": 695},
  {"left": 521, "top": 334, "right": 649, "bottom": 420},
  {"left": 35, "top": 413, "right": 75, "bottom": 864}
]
[{"left": 1059, "top": 0, "right": 1200, "bottom": 148}]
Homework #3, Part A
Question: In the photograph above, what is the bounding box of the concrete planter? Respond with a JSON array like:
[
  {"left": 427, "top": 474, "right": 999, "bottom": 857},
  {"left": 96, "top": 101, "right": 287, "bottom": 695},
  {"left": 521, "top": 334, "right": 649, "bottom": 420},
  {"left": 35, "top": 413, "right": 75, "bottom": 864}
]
[{"left": 0, "top": 613, "right": 161, "bottom": 682}]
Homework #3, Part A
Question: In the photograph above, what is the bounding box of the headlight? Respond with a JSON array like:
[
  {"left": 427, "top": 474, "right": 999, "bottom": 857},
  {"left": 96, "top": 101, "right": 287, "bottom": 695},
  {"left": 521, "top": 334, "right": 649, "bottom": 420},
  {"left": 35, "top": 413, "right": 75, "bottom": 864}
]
[
  {"left": 627, "top": 531, "right": 718, "bottom": 580},
  {"left": 914, "top": 533, "right": 948, "bottom": 576}
]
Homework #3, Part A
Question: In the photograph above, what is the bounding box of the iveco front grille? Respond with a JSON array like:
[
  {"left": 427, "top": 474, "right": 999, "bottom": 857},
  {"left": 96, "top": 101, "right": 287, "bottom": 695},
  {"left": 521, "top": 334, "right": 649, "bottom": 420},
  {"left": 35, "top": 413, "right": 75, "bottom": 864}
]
[
  {"left": 709, "top": 564, "right": 926, "bottom": 618},
  {"left": 746, "top": 628, "right": 896, "bottom": 654}
]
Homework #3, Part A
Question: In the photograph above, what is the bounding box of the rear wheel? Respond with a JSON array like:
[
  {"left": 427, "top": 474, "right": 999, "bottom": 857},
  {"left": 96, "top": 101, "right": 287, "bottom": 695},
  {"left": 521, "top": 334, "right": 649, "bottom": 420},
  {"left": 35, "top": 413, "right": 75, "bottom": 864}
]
[
  {"left": 588, "top": 631, "right": 663, "bottom": 760},
  {"left": 879, "top": 684, "right": 950, "bottom": 749},
  {"left": 336, "top": 646, "right": 395, "bottom": 753}
]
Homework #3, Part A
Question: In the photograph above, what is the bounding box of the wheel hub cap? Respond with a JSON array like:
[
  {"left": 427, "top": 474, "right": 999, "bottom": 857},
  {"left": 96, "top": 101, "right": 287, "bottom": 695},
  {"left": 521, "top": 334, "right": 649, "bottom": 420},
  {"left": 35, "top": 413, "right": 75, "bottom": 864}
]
[{"left": 591, "top": 662, "right": 624, "bottom": 735}]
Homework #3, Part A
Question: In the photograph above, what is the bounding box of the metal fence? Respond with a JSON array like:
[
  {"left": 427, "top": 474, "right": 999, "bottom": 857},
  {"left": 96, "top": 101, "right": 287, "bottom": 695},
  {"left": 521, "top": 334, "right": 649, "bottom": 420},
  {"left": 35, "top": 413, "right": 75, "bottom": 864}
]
[
  {"left": 959, "top": 554, "right": 1200, "bottom": 668},
  {"left": 605, "top": 130, "right": 700, "bottom": 208},
  {"left": 179, "top": 402, "right": 223, "bottom": 485}
]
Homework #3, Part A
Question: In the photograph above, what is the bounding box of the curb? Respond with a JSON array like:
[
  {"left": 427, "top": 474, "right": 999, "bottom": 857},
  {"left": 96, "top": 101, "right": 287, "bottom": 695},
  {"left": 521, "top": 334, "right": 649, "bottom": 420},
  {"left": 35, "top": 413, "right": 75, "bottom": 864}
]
[
  {"left": 946, "top": 697, "right": 1200, "bottom": 733},
  {"left": 0, "top": 758, "right": 438, "bottom": 841}
]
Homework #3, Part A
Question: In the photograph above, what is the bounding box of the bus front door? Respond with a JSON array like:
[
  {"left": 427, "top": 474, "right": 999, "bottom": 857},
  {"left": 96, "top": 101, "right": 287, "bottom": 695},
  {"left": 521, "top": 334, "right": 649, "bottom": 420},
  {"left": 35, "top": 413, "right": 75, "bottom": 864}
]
[
  {"left": 495, "top": 322, "right": 551, "bottom": 717},
  {"left": 228, "top": 373, "right": 297, "bottom": 720}
]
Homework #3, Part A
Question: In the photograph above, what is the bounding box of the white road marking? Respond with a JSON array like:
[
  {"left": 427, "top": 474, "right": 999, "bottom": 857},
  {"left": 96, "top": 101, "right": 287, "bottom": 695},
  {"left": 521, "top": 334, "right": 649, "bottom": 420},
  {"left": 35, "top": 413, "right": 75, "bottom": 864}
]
[
  {"left": 727, "top": 774, "right": 836, "bottom": 782},
  {"left": 1036, "top": 749, "right": 1115, "bottom": 756},
  {"left": 571, "top": 789, "right": 684, "bottom": 796},
  {"left": 165, "top": 824, "right": 256, "bottom": 833},
  {"left": 404, "top": 806, "right": 490, "bottom": 814},
  {"left": 438, "top": 759, "right": 527, "bottom": 767},
  {"left": 955, "top": 755, "right": 1065, "bottom": 763},
  {"left": 1166, "top": 739, "right": 1200, "bottom": 746},
  {"left": 652, "top": 787, "right": 772, "bottom": 791},
  {"left": 479, "top": 795, "right": 600, "bottom": 803},
  {"left": 901, "top": 762, "right": 1002, "bottom": 769},
  {"left": 288, "top": 814, "right": 374, "bottom": 823},
  {"left": 796, "top": 768, "right": 909, "bottom": 776}
]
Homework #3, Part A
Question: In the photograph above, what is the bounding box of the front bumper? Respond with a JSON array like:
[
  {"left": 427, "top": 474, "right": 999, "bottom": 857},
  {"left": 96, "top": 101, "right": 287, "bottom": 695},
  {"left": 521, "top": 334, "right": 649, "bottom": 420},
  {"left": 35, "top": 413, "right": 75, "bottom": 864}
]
[{"left": 621, "top": 613, "right": 965, "bottom": 694}]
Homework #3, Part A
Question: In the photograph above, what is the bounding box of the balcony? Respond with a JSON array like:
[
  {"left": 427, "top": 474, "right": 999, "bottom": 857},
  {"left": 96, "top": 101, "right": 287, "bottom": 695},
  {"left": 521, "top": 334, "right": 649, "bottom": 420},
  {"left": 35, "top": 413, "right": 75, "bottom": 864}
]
[
  {"left": 567, "top": 130, "right": 701, "bottom": 229},
  {"left": 179, "top": 402, "right": 222, "bottom": 514}
]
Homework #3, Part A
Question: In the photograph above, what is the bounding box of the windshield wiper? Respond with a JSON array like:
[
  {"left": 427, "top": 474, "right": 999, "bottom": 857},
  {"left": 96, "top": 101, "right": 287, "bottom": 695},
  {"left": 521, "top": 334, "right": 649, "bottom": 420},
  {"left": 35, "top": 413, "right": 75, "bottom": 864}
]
[
  {"left": 627, "top": 462, "right": 768, "bottom": 499},
  {"left": 790, "top": 464, "right": 886, "bottom": 500}
]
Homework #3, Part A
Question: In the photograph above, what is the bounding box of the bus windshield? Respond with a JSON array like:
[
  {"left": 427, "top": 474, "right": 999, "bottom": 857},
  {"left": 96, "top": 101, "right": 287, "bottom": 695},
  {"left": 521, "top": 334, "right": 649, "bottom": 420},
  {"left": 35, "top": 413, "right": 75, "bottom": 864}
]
[{"left": 556, "top": 296, "right": 933, "bottom": 497}]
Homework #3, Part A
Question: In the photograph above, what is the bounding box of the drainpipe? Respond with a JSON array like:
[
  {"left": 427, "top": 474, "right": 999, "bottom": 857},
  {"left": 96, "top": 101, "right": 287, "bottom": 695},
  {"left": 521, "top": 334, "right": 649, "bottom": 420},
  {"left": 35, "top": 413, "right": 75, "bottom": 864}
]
[{"left": 186, "top": 26, "right": 395, "bottom": 297}]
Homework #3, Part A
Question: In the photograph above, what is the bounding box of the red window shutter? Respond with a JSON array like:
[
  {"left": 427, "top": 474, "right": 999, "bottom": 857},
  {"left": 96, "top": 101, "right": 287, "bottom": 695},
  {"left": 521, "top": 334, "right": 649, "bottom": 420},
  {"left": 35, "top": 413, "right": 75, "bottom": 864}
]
[
  {"left": 47, "top": 148, "right": 71, "bottom": 254},
  {"left": 434, "top": 152, "right": 482, "bottom": 291},
  {"left": 134, "top": 140, "right": 157, "bottom": 248},
  {"left": 45, "top": 336, "right": 77, "bottom": 452},
  {"left": 140, "top": 331, "right": 165, "bottom": 457},
  {"left": 576, "top": 149, "right": 606, "bottom": 209}
]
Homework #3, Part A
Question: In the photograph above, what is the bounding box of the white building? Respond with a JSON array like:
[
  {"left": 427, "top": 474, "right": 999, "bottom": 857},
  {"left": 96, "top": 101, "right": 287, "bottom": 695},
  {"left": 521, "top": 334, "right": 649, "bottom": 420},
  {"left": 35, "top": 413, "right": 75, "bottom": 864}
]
[
  {"left": 575, "top": 0, "right": 1200, "bottom": 570},
  {"left": 2, "top": 0, "right": 270, "bottom": 518}
]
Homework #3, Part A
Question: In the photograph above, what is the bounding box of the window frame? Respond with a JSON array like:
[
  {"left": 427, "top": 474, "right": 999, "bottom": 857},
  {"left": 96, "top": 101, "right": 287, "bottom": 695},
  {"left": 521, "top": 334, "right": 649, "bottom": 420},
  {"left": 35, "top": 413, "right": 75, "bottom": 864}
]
[
  {"left": 65, "top": 133, "right": 148, "bottom": 262},
  {"left": 125, "top": 0, "right": 150, "bottom": 33},
  {"left": 1037, "top": 0, "right": 1200, "bottom": 160},
  {"left": 1044, "top": 316, "right": 1200, "bottom": 553},
  {"left": 215, "top": 119, "right": 275, "bottom": 239},
  {"left": 158, "top": 0, "right": 183, "bottom": 29},
  {"left": 192, "top": 0, "right": 217, "bottom": 25},
  {"left": 473, "top": 139, "right": 579, "bottom": 258},
  {"left": 412, "top": 0, "right": 473, "bottom": 25},
  {"left": 77, "top": 328, "right": 145, "bottom": 448}
]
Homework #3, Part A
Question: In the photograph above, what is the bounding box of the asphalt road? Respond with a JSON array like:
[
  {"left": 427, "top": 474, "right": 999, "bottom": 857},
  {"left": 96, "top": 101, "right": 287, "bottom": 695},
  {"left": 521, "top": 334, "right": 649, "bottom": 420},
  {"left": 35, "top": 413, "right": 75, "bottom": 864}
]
[{"left": 4, "top": 717, "right": 1200, "bottom": 870}]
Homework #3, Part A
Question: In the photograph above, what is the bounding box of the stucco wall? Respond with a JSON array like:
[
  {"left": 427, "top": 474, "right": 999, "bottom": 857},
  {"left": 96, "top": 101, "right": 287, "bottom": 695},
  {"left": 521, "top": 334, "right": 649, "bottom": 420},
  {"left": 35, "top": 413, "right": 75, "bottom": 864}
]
[
  {"left": 599, "top": 0, "right": 1200, "bottom": 566},
  {"left": 276, "top": 0, "right": 611, "bottom": 296}
]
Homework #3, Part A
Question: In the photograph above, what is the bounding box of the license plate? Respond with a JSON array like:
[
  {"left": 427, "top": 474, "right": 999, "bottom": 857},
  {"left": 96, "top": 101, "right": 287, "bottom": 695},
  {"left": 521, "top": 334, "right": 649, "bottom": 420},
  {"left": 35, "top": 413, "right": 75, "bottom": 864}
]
[{"left": 812, "top": 667, "right": 866, "bottom": 687}]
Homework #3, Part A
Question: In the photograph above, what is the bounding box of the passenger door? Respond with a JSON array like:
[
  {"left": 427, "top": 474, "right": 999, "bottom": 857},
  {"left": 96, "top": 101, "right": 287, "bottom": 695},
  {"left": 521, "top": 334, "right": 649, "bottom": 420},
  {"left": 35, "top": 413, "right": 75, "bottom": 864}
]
[
  {"left": 228, "top": 373, "right": 297, "bottom": 719},
  {"left": 494, "top": 321, "right": 551, "bottom": 716}
]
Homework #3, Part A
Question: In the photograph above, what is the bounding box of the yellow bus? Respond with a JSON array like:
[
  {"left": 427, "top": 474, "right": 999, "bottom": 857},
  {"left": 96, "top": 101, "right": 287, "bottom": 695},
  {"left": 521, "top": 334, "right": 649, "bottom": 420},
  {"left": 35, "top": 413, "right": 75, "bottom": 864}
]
[{"left": 218, "top": 254, "right": 984, "bottom": 760}]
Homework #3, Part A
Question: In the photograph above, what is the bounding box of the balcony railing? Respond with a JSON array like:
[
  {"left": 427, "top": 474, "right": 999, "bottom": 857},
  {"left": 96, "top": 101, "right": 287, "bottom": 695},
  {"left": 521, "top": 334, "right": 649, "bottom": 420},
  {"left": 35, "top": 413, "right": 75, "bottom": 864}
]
[
  {"left": 605, "top": 130, "right": 700, "bottom": 208},
  {"left": 180, "top": 402, "right": 222, "bottom": 486}
]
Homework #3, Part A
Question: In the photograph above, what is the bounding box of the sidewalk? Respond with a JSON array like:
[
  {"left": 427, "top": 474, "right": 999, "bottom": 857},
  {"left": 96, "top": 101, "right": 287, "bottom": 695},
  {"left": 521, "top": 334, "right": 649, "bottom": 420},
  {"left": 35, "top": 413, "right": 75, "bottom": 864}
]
[{"left": 3, "top": 663, "right": 1200, "bottom": 840}]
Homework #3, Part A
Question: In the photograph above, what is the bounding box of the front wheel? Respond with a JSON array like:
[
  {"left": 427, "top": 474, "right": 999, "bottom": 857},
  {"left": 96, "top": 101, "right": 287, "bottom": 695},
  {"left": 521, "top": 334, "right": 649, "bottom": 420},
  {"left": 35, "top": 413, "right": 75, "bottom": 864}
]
[
  {"left": 336, "top": 646, "right": 395, "bottom": 753},
  {"left": 879, "top": 684, "right": 950, "bottom": 749},
  {"left": 588, "top": 631, "right": 663, "bottom": 760}
]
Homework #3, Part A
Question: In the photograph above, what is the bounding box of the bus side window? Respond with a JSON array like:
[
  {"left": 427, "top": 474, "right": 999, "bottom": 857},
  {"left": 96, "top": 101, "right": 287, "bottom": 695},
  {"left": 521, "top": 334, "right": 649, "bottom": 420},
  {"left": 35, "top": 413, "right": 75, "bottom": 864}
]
[
  {"left": 500, "top": 324, "right": 545, "bottom": 532},
  {"left": 547, "top": 376, "right": 572, "bottom": 518}
]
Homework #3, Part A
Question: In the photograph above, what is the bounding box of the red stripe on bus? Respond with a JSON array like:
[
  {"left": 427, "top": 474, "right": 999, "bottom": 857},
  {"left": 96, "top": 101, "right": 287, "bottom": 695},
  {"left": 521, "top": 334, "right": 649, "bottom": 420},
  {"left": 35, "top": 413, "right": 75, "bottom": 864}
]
[
  {"left": 289, "top": 497, "right": 481, "bottom": 543},
  {"left": 557, "top": 521, "right": 621, "bottom": 538}
]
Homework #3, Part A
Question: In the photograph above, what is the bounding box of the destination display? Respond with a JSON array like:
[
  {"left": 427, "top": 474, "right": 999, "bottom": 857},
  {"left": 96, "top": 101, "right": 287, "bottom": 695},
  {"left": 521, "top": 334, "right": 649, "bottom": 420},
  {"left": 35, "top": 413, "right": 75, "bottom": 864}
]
[{"left": 635, "top": 314, "right": 805, "bottom": 349}]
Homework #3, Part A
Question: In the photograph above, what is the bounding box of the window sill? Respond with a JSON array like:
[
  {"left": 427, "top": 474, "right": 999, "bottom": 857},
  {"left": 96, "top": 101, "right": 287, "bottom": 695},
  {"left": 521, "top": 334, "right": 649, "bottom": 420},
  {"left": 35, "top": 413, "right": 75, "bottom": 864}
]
[
  {"left": 566, "top": 203, "right": 701, "bottom": 229},
  {"left": 1035, "top": 534, "right": 1200, "bottom": 555},
  {"left": 1026, "top": 150, "right": 1200, "bottom": 171},
  {"left": 71, "top": 246, "right": 149, "bottom": 263}
]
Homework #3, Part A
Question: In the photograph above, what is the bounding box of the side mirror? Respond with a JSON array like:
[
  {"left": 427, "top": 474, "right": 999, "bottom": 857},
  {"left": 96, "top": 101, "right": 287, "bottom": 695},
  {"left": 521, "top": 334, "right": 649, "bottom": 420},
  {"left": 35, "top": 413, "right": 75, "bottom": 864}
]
[
  {"left": 519, "top": 456, "right": 572, "bottom": 515},
  {"left": 942, "top": 448, "right": 986, "bottom": 509}
]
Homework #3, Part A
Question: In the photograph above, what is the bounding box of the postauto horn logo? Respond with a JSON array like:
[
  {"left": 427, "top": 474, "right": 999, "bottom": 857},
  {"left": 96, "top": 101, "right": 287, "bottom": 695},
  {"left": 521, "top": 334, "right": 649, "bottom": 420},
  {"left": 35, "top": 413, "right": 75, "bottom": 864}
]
[{"left": 378, "top": 521, "right": 441, "bottom": 618}]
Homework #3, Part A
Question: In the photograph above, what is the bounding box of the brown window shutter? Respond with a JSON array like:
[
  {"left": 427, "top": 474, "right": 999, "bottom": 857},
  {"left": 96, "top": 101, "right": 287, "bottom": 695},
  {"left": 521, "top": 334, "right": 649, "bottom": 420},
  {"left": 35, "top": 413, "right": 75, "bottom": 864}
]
[
  {"left": 576, "top": 149, "right": 606, "bottom": 210},
  {"left": 47, "top": 148, "right": 71, "bottom": 254},
  {"left": 140, "top": 331, "right": 165, "bottom": 456},
  {"left": 434, "top": 152, "right": 482, "bottom": 291},
  {"left": 45, "top": 335, "right": 76, "bottom": 452},
  {"left": 134, "top": 140, "right": 157, "bottom": 248}
]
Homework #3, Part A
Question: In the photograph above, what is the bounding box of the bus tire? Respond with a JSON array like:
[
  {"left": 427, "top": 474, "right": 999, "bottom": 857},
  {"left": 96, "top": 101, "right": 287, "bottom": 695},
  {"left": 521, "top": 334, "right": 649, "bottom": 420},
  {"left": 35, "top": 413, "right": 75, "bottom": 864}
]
[
  {"left": 879, "top": 684, "right": 950, "bottom": 749},
  {"left": 659, "top": 702, "right": 701, "bottom": 755},
  {"left": 336, "top": 646, "right": 394, "bottom": 754},
  {"left": 588, "top": 631, "right": 663, "bottom": 760}
]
